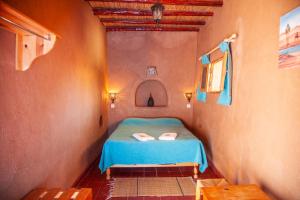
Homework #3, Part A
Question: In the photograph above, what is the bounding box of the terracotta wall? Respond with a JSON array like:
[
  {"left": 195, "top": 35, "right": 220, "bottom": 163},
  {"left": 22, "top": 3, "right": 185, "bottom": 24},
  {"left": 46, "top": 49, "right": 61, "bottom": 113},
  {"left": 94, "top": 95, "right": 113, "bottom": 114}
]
[
  {"left": 107, "top": 32, "right": 197, "bottom": 131},
  {"left": 0, "top": 0, "right": 108, "bottom": 199},
  {"left": 193, "top": 0, "right": 300, "bottom": 199}
]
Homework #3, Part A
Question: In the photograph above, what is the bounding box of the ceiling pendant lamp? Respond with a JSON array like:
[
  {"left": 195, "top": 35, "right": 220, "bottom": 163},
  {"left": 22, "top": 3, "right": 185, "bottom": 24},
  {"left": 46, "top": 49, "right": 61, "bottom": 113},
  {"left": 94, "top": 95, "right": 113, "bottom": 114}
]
[{"left": 151, "top": 3, "right": 164, "bottom": 24}]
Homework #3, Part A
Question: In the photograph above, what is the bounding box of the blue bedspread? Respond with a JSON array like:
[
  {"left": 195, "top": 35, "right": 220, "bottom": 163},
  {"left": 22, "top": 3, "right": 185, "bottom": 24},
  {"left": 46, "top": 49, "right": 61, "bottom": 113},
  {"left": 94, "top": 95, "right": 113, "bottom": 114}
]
[{"left": 99, "top": 118, "right": 208, "bottom": 173}]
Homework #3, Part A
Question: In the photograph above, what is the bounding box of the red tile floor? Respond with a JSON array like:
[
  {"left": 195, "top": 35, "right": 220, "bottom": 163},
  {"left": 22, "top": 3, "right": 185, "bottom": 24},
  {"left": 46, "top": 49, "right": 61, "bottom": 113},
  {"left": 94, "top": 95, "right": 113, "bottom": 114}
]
[{"left": 75, "top": 162, "right": 221, "bottom": 200}]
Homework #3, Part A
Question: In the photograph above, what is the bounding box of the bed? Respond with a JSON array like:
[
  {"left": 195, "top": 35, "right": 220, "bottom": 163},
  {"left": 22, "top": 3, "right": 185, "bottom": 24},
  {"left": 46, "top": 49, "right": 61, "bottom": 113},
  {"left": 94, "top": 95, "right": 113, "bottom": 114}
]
[{"left": 99, "top": 118, "right": 208, "bottom": 180}]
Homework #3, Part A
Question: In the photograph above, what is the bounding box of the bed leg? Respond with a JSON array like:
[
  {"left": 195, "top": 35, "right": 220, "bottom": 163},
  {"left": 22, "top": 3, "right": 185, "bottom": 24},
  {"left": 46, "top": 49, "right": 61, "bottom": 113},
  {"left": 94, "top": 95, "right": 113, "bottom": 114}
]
[
  {"left": 106, "top": 168, "right": 111, "bottom": 180},
  {"left": 193, "top": 164, "right": 198, "bottom": 179}
]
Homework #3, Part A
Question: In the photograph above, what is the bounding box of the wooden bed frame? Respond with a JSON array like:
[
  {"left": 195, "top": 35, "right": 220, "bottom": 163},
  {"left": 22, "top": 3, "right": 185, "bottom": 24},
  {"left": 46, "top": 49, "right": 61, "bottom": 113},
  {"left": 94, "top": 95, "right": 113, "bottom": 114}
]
[{"left": 106, "top": 162, "right": 199, "bottom": 180}]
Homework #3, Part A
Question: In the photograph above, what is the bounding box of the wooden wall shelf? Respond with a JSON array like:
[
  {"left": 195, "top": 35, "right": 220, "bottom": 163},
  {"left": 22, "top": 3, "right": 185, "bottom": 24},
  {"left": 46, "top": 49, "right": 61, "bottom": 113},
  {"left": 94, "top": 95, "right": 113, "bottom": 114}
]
[{"left": 0, "top": 1, "right": 58, "bottom": 71}]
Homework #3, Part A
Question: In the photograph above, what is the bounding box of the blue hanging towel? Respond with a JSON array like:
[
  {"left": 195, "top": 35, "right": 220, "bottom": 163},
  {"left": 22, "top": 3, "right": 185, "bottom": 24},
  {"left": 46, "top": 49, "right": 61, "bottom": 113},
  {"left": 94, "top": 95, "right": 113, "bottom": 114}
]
[
  {"left": 201, "top": 54, "right": 211, "bottom": 65},
  {"left": 217, "top": 42, "right": 232, "bottom": 106},
  {"left": 196, "top": 54, "right": 210, "bottom": 102},
  {"left": 196, "top": 86, "right": 206, "bottom": 101}
]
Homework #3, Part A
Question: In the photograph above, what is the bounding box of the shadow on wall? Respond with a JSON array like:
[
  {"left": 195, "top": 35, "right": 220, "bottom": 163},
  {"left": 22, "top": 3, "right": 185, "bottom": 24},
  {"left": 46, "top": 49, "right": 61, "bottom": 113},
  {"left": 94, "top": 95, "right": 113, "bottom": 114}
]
[
  {"left": 74, "top": 133, "right": 108, "bottom": 185},
  {"left": 79, "top": 133, "right": 108, "bottom": 167},
  {"left": 190, "top": 122, "right": 212, "bottom": 159},
  {"left": 261, "top": 182, "right": 284, "bottom": 200}
]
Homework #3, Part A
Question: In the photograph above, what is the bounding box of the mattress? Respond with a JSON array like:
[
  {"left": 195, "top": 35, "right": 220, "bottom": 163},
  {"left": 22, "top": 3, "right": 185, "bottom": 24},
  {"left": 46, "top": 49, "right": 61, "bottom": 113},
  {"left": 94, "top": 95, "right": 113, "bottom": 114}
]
[{"left": 99, "top": 118, "right": 208, "bottom": 173}]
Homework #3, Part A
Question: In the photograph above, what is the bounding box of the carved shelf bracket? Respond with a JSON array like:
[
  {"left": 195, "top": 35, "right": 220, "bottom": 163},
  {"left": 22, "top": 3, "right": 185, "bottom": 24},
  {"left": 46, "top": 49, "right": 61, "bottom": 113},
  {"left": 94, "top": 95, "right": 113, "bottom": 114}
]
[{"left": 0, "top": 1, "right": 59, "bottom": 71}]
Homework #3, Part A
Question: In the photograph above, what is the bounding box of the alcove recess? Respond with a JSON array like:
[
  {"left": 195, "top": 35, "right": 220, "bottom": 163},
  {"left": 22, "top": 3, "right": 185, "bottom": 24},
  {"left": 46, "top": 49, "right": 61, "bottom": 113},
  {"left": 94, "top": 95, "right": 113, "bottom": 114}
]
[
  {"left": 135, "top": 80, "right": 168, "bottom": 107},
  {"left": 0, "top": 1, "right": 58, "bottom": 71}
]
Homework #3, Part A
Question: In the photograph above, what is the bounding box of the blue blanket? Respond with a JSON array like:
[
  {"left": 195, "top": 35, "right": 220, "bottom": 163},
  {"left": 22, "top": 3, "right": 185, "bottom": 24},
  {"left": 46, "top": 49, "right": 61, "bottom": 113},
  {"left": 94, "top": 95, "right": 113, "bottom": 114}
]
[{"left": 99, "top": 118, "right": 208, "bottom": 173}]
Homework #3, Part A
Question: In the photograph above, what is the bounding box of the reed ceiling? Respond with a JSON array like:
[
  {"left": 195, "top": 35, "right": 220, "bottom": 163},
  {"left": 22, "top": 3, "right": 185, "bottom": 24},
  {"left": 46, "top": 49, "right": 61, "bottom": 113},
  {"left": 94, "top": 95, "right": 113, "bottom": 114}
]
[{"left": 86, "top": 0, "right": 223, "bottom": 32}]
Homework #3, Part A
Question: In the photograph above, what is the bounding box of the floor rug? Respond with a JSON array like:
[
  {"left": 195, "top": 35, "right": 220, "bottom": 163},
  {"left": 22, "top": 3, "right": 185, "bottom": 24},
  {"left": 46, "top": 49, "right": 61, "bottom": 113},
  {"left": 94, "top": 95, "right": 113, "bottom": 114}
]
[{"left": 109, "top": 177, "right": 195, "bottom": 198}]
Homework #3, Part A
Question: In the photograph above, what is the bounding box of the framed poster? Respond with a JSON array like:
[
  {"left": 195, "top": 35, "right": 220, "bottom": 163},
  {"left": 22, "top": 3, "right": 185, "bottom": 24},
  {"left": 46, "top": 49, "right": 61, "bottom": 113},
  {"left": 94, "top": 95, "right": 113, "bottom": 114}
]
[{"left": 279, "top": 6, "right": 300, "bottom": 69}]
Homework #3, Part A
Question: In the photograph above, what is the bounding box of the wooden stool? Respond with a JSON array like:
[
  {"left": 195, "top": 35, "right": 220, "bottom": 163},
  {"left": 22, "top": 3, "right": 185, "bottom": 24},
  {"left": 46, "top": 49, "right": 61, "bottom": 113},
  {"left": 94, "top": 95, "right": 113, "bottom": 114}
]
[
  {"left": 23, "top": 188, "right": 92, "bottom": 200},
  {"left": 201, "top": 184, "right": 271, "bottom": 200},
  {"left": 195, "top": 178, "right": 229, "bottom": 200}
]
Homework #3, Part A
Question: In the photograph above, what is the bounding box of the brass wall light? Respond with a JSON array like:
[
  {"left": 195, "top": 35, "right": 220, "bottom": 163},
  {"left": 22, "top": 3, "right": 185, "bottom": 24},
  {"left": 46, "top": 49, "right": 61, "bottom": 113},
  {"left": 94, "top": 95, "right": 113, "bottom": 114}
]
[
  {"left": 109, "top": 92, "right": 117, "bottom": 109},
  {"left": 184, "top": 92, "right": 193, "bottom": 108}
]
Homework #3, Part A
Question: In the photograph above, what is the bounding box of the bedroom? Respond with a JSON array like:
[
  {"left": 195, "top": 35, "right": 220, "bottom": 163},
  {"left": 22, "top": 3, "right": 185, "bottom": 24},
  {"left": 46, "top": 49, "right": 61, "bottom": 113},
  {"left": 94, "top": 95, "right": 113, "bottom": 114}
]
[{"left": 0, "top": 0, "right": 300, "bottom": 200}]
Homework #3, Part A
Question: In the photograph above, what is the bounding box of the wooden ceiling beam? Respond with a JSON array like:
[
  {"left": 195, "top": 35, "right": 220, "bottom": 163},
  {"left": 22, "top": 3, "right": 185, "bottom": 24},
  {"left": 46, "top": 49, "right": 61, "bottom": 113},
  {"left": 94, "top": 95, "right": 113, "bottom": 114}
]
[
  {"left": 100, "top": 18, "right": 206, "bottom": 25},
  {"left": 87, "top": 0, "right": 223, "bottom": 7},
  {"left": 93, "top": 7, "right": 213, "bottom": 16},
  {"left": 106, "top": 26, "right": 200, "bottom": 31}
]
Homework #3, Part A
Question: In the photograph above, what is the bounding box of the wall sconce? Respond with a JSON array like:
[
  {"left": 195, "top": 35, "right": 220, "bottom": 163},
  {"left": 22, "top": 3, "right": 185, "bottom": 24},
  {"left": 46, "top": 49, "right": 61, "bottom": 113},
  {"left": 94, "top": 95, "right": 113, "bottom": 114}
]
[
  {"left": 151, "top": 3, "right": 164, "bottom": 24},
  {"left": 109, "top": 92, "right": 117, "bottom": 109},
  {"left": 184, "top": 92, "right": 193, "bottom": 108}
]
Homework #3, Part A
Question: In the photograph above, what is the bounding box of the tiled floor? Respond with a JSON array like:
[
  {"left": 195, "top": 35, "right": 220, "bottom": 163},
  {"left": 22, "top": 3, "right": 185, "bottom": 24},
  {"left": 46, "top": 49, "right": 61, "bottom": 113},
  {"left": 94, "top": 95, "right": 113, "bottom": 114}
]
[{"left": 75, "top": 162, "right": 221, "bottom": 200}]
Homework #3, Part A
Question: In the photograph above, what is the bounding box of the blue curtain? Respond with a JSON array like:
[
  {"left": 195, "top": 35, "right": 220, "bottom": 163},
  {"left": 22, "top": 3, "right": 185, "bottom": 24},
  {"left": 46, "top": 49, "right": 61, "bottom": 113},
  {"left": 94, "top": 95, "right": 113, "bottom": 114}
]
[
  {"left": 217, "top": 42, "right": 232, "bottom": 106},
  {"left": 196, "top": 55, "right": 210, "bottom": 102}
]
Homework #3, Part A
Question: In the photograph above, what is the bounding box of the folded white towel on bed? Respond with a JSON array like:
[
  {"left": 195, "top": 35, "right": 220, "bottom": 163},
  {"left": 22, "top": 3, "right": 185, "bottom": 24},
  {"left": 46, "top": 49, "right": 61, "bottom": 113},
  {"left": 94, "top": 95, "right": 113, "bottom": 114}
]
[
  {"left": 158, "top": 132, "right": 177, "bottom": 140},
  {"left": 132, "top": 133, "right": 155, "bottom": 142}
]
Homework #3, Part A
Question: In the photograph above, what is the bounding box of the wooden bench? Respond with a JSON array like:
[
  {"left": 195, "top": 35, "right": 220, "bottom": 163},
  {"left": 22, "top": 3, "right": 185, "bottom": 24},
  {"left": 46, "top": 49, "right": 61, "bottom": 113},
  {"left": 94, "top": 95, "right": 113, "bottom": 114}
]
[
  {"left": 22, "top": 188, "right": 92, "bottom": 200},
  {"left": 201, "top": 184, "right": 271, "bottom": 200},
  {"left": 195, "top": 178, "right": 229, "bottom": 200}
]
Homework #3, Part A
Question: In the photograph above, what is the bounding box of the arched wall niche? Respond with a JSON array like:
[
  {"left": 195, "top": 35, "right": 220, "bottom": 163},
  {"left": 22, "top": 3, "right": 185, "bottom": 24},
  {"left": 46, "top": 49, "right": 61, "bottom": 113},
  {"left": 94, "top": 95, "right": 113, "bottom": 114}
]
[{"left": 135, "top": 80, "right": 168, "bottom": 107}]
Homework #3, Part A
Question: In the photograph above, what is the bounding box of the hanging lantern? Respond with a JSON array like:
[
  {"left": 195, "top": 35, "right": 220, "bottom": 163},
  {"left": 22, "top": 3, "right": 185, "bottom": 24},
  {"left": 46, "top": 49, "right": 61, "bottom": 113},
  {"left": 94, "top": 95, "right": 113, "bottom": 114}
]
[{"left": 151, "top": 3, "right": 164, "bottom": 24}]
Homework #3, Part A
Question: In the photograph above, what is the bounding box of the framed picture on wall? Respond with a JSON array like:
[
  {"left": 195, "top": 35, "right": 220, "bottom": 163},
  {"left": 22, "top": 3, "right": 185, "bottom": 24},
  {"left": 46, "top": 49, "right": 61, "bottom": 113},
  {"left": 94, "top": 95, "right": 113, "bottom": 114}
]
[
  {"left": 207, "top": 52, "right": 228, "bottom": 92},
  {"left": 200, "top": 64, "right": 209, "bottom": 92},
  {"left": 279, "top": 6, "right": 300, "bottom": 69}
]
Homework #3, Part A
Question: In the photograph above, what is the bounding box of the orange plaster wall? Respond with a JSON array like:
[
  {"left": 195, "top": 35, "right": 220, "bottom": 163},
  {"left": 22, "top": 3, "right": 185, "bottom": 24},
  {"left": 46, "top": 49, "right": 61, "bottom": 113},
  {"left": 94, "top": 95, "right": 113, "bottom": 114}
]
[
  {"left": 192, "top": 0, "right": 300, "bottom": 199},
  {"left": 107, "top": 32, "right": 197, "bottom": 130},
  {"left": 0, "top": 0, "right": 108, "bottom": 199}
]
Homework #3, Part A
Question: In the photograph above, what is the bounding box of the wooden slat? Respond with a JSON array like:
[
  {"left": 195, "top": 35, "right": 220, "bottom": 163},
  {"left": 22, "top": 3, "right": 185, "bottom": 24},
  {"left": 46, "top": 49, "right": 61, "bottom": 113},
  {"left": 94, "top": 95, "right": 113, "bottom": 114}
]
[
  {"left": 101, "top": 18, "right": 205, "bottom": 25},
  {"left": 22, "top": 188, "right": 47, "bottom": 200},
  {"left": 42, "top": 188, "right": 61, "bottom": 200},
  {"left": 0, "top": 1, "right": 59, "bottom": 38},
  {"left": 93, "top": 7, "right": 213, "bottom": 16},
  {"left": 58, "top": 188, "right": 78, "bottom": 200},
  {"left": 76, "top": 188, "right": 93, "bottom": 200},
  {"left": 22, "top": 188, "right": 92, "bottom": 200},
  {"left": 87, "top": 0, "right": 223, "bottom": 7},
  {"left": 106, "top": 26, "right": 199, "bottom": 31}
]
